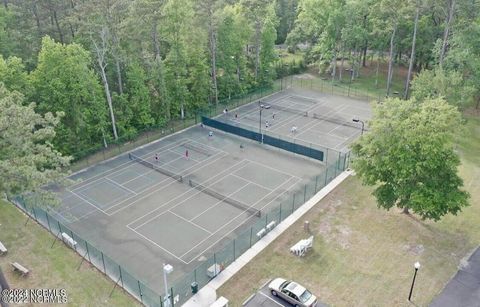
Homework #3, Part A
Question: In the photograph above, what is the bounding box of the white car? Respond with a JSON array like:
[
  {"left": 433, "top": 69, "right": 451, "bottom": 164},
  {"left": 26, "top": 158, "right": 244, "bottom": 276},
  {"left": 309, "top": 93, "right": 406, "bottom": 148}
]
[{"left": 268, "top": 278, "right": 318, "bottom": 307}]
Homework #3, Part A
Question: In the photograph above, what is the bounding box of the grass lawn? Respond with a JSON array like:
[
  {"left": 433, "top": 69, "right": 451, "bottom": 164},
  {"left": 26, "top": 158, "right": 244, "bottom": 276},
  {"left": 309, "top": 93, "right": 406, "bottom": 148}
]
[
  {"left": 218, "top": 115, "right": 480, "bottom": 306},
  {"left": 0, "top": 200, "right": 140, "bottom": 306}
]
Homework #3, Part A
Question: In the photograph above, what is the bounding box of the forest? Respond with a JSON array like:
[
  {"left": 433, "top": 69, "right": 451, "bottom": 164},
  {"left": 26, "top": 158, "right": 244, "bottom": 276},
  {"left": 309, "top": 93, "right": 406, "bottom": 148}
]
[{"left": 0, "top": 0, "right": 479, "bottom": 158}]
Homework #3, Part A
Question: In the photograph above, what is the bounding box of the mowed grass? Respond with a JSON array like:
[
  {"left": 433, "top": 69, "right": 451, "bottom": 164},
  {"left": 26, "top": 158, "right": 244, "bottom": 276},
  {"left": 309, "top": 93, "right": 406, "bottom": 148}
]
[
  {"left": 0, "top": 201, "right": 140, "bottom": 307},
  {"left": 218, "top": 115, "right": 480, "bottom": 306}
]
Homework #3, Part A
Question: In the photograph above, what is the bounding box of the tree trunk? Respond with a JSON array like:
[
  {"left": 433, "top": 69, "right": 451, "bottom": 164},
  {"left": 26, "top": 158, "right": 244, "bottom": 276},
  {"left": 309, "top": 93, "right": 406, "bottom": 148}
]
[
  {"left": 439, "top": 0, "right": 456, "bottom": 66},
  {"left": 362, "top": 14, "right": 368, "bottom": 67},
  {"left": 331, "top": 49, "right": 337, "bottom": 82},
  {"left": 362, "top": 42, "right": 368, "bottom": 67},
  {"left": 52, "top": 10, "right": 64, "bottom": 44},
  {"left": 152, "top": 19, "right": 161, "bottom": 60},
  {"left": 254, "top": 19, "right": 261, "bottom": 81},
  {"left": 98, "top": 62, "right": 118, "bottom": 140},
  {"left": 339, "top": 46, "right": 344, "bottom": 81},
  {"left": 93, "top": 34, "right": 118, "bottom": 140},
  {"left": 3, "top": 0, "right": 8, "bottom": 10},
  {"left": 115, "top": 58, "right": 123, "bottom": 95},
  {"left": 375, "top": 51, "right": 380, "bottom": 88},
  {"left": 386, "top": 23, "right": 397, "bottom": 97},
  {"left": 404, "top": 7, "right": 419, "bottom": 100},
  {"left": 210, "top": 28, "right": 218, "bottom": 104},
  {"left": 402, "top": 207, "right": 410, "bottom": 214},
  {"left": 32, "top": 2, "right": 42, "bottom": 35}
]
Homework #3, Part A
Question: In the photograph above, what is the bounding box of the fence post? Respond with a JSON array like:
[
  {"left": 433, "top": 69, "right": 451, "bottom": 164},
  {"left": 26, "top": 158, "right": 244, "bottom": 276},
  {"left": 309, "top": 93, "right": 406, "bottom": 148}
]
[
  {"left": 292, "top": 194, "right": 296, "bottom": 213},
  {"left": 249, "top": 227, "right": 253, "bottom": 248},
  {"left": 170, "top": 288, "right": 174, "bottom": 306},
  {"left": 101, "top": 252, "right": 107, "bottom": 274},
  {"left": 85, "top": 241, "right": 91, "bottom": 262},
  {"left": 324, "top": 168, "right": 328, "bottom": 186},
  {"left": 279, "top": 203, "right": 282, "bottom": 222},
  {"left": 138, "top": 281, "right": 143, "bottom": 303},
  {"left": 118, "top": 265, "right": 124, "bottom": 288},
  {"left": 45, "top": 213, "right": 52, "bottom": 231},
  {"left": 304, "top": 185, "right": 307, "bottom": 202}
]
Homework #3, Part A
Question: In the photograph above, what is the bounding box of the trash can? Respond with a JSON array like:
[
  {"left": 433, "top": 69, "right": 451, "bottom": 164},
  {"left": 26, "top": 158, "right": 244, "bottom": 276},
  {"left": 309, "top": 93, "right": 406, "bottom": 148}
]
[{"left": 191, "top": 282, "right": 198, "bottom": 294}]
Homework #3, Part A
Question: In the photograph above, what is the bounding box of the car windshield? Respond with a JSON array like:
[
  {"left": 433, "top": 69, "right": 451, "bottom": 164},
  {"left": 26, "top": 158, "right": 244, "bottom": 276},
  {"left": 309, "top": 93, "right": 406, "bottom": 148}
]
[{"left": 299, "top": 289, "right": 312, "bottom": 303}]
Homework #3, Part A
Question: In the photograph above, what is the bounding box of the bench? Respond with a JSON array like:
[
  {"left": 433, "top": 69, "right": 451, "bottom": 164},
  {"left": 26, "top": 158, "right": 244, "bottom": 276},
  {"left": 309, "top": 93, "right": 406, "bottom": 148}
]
[
  {"left": 290, "top": 236, "right": 314, "bottom": 257},
  {"left": 0, "top": 241, "right": 7, "bottom": 255},
  {"left": 11, "top": 262, "right": 29, "bottom": 276}
]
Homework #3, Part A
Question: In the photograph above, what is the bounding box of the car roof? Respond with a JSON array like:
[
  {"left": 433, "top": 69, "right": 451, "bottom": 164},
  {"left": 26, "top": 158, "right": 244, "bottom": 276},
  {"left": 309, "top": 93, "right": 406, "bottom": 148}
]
[{"left": 285, "top": 282, "right": 306, "bottom": 297}]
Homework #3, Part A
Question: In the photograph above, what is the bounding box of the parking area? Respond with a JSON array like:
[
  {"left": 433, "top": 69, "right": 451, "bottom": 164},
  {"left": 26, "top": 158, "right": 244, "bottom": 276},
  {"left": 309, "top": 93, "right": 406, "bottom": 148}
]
[{"left": 242, "top": 281, "right": 328, "bottom": 307}]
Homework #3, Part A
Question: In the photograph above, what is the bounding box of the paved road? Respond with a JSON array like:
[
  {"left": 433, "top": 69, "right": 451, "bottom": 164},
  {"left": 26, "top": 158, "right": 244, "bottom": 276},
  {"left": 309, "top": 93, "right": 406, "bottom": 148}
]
[
  {"left": 243, "top": 284, "right": 328, "bottom": 307},
  {"left": 430, "top": 247, "right": 480, "bottom": 307}
]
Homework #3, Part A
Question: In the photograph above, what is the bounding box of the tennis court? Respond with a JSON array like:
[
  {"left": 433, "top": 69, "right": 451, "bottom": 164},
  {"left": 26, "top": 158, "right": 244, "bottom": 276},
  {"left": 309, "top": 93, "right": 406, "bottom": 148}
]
[
  {"left": 44, "top": 88, "right": 370, "bottom": 299},
  {"left": 221, "top": 87, "right": 372, "bottom": 153}
]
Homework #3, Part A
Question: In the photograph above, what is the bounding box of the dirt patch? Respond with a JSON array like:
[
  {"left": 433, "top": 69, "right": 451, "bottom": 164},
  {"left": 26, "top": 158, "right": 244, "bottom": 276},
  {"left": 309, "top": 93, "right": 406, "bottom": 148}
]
[{"left": 402, "top": 244, "right": 425, "bottom": 255}]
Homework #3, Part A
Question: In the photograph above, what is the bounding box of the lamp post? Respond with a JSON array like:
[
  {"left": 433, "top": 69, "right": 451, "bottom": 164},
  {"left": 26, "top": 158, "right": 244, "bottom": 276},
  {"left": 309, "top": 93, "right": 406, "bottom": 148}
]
[
  {"left": 163, "top": 264, "right": 173, "bottom": 307},
  {"left": 259, "top": 103, "right": 264, "bottom": 143},
  {"left": 352, "top": 118, "right": 365, "bottom": 135},
  {"left": 408, "top": 262, "right": 421, "bottom": 302}
]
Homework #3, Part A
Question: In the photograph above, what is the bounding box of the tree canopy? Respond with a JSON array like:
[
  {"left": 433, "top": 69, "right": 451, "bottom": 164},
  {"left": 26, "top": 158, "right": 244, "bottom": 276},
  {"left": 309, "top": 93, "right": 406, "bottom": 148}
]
[
  {"left": 0, "top": 83, "right": 70, "bottom": 204},
  {"left": 351, "top": 97, "right": 469, "bottom": 221}
]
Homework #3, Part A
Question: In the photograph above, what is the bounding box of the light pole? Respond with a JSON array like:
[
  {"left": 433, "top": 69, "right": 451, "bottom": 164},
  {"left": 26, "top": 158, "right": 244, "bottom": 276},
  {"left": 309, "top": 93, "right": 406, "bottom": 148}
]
[
  {"left": 163, "top": 264, "right": 173, "bottom": 307},
  {"left": 259, "top": 103, "right": 264, "bottom": 143},
  {"left": 408, "top": 262, "right": 421, "bottom": 302},
  {"left": 352, "top": 118, "right": 365, "bottom": 135}
]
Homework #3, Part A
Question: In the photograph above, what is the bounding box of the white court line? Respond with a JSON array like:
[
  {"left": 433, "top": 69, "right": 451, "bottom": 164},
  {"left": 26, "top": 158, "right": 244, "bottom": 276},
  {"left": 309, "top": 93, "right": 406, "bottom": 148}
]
[
  {"left": 68, "top": 189, "right": 110, "bottom": 215},
  {"left": 167, "top": 210, "right": 212, "bottom": 234},
  {"left": 104, "top": 177, "right": 138, "bottom": 196},
  {"left": 107, "top": 151, "right": 227, "bottom": 215},
  {"left": 129, "top": 159, "right": 248, "bottom": 229},
  {"left": 295, "top": 104, "right": 348, "bottom": 139},
  {"left": 180, "top": 177, "right": 301, "bottom": 262},
  {"left": 165, "top": 148, "right": 201, "bottom": 163},
  {"left": 120, "top": 169, "right": 156, "bottom": 185},
  {"left": 335, "top": 130, "right": 361, "bottom": 151},
  {"left": 76, "top": 180, "right": 139, "bottom": 208},
  {"left": 229, "top": 173, "right": 273, "bottom": 192},
  {"left": 258, "top": 291, "right": 283, "bottom": 306},
  {"left": 107, "top": 138, "right": 231, "bottom": 212},
  {"left": 127, "top": 226, "right": 189, "bottom": 264},
  {"left": 266, "top": 100, "right": 327, "bottom": 133},
  {"left": 237, "top": 95, "right": 292, "bottom": 121},
  {"left": 69, "top": 138, "right": 189, "bottom": 192},
  {"left": 188, "top": 182, "right": 251, "bottom": 221}
]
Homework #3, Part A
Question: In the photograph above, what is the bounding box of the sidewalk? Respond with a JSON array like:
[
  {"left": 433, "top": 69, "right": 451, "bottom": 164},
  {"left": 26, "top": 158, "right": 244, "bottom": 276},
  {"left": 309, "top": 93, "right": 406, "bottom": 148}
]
[{"left": 182, "top": 170, "right": 352, "bottom": 307}]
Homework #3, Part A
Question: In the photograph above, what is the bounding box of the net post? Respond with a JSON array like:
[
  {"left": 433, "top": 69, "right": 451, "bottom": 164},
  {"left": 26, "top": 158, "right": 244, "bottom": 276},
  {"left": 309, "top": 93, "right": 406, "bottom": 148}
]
[
  {"left": 315, "top": 176, "right": 319, "bottom": 192},
  {"left": 279, "top": 203, "right": 282, "bottom": 222},
  {"left": 233, "top": 239, "right": 236, "bottom": 261}
]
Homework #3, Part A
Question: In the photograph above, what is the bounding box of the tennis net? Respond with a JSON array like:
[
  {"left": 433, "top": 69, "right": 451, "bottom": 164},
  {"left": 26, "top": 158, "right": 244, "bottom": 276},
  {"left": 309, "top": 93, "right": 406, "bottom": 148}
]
[
  {"left": 183, "top": 143, "right": 211, "bottom": 156},
  {"left": 129, "top": 153, "right": 183, "bottom": 182},
  {"left": 312, "top": 113, "right": 366, "bottom": 130},
  {"left": 188, "top": 179, "right": 261, "bottom": 217},
  {"left": 268, "top": 104, "right": 308, "bottom": 117}
]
